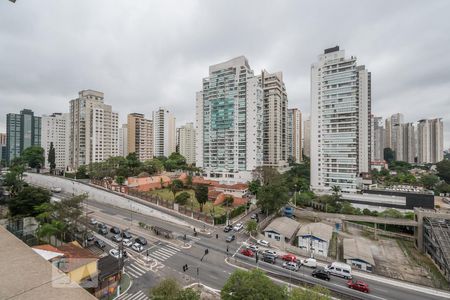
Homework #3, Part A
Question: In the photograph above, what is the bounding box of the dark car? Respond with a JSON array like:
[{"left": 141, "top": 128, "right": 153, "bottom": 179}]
[
  {"left": 223, "top": 225, "right": 233, "bottom": 232},
  {"left": 98, "top": 228, "right": 108, "bottom": 235},
  {"left": 226, "top": 235, "right": 236, "bottom": 242},
  {"left": 95, "top": 239, "right": 106, "bottom": 248},
  {"left": 97, "top": 222, "right": 107, "bottom": 229},
  {"left": 122, "top": 231, "right": 132, "bottom": 239},
  {"left": 135, "top": 237, "right": 147, "bottom": 245},
  {"left": 110, "top": 227, "right": 121, "bottom": 235},
  {"left": 262, "top": 255, "right": 276, "bottom": 264},
  {"left": 312, "top": 269, "right": 330, "bottom": 281}
]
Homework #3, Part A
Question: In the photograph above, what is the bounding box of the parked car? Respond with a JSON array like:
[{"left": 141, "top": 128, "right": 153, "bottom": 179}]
[
  {"left": 240, "top": 249, "right": 254, "bottom": 257},
  {"left": 248, "top": 244, "right": 259, "bottom": 252},
  {"left": 109, "top": 249, "right": 122, "bottom": 259},
  {"left": 123, "top": 238, "right": 133, "bottom": 247},
  {"left": 250, "top": 213, "right": 258, "bottom": 220},
  {"left": 324, "top": 262, "right": 352, "bottom": 279},
  {"left": 98, "top": 228, "right": 108, "bottom": 235},
  {"left": 347, "top": 280, "right": 369, "bottom": 293},
  {"left": 233, "top": 223, "right": 243, "bottom": 231},
  {"left": 281, "top": 253, "right": 297, "bottom": 262},
  {"left": 97, "top": 222, "right": 107, "bottom": 229},
  {"left": 262, "top": 255, "right": 276, "bottom": 264},
  {"left": 300, "top": 258, "right": 317, "bottom": 268},
  {"left": 89, "top": 218, "right": 98, "bottom": 225},
  {"left": 86, "top": 233, "right": 95, "bottom": 242},
  {"left": 226, "top": 235, "right": 236, "bottom": 242},
  {"left": 135, "top": 237, "right": 147, "bottom": 245},
  {"left": 110, "top": 227, "right": 121, "bottom": 235},
  {"left": 95, "top": 239, "right": 106, "bottom": 248},
  {"left": 132, "top": 243, "right": 144, "bottom": 252},
  {"left": 122, "top": 231, "right": 132, "bottom": 239},
  {"left": 111, "top": 234, "right": 122, "bottom": 242},
  {"left": 283, "top": 261, "right": 299, "bottom": 271},
  {"left": 257, "top": 239, "right": 269, "bottom": 247},
  {"left": 312, "top": 269, "right": 330, "bottom": 281},
  {"left": 223, "top": 225, "right": 233, "bottom": 232},
  {"left": 51, "top": 187, "right": 62, "bottom": 193},
  {"left": 263, "top": 250, "right": 278, "bottom": 258}
]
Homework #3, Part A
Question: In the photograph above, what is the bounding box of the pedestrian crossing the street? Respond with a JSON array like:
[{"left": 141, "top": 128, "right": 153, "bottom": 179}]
[
  {"left": 146, "top": 243, "right": 181, "bottom": 262},
  {"left": 117, "top": 290, "right": 149, "bottom": 300}
]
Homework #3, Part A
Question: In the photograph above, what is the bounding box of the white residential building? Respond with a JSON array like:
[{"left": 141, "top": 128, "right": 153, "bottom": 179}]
[
  {"left": 195, "top": 56, "right": 263, "bottom": 183},
  {"left": 310, "top": 46, "right": 372, "bottom": 193},
  {"left": 178, "top": 122, "right": 195, "bottom": 165},
  {"left": 297, "top": 222, "right": 333, "bottom": 257},
  {"left": 389, "top": 113, "right": 404, "bottom": 161},
  {"left": 402, "top": 122, "right": 416, "bottom": 163},
  {"left": 41, "top": 113, "right": 70, "bottom": 170},
  {"left": 153, "top": 108, "right": 176, "bottom": 158},
  {"left": 373, "top": 116, "right": 385, "bottom": 161},
  {"left": 303, "top": 118, "right": 311, "bottom": 158},
  {"left": 287, "top": 108, "right": 302, "bottom": 163},
  {"left": 69, "top": 90, "right": 119, "bottom": 169},
  {"left": 118, "top": 124, "right": 128, "bottom": 157},
  {"left": 417, "top": 118, "right": 444, "bottom": 163}
]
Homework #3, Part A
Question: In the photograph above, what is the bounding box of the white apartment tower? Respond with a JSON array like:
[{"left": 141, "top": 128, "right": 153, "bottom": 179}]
[
  {"left": 402, "top": 123, "right": 416, "bottom": 163},
  {"left": 418, "top": 118, "right": 444, "bottom": 163},
  {"left": 259, "top": 70, "right": 288, "bottom": 167},
  {"left": 196, "top": 56, "right": 263, "bottom": 183},
  {"left": 178, "top": 122, "right": 196, "bottom": 165},
  {"left": 69, "top": 90, "right": 119, "bottom": 169},
  {"left": 373, "top": 116, "right": 385, "bottom": 161},
  {"left": 153, "top": 108, "right": 176, "bottom": 158},
  {"left": 389, "top": 113, "right": 404, "bottom": 161},
  {"left": 287, "top": 108, "right": 302, "bottom": 163},
  {"left": 303, "top": 118, "right": 311, "bottom": 158},
  {"left": 41, "top": 113, "right": 70, "bottom": 170},
  {"left": 127, "top": 113, "right": 153, "bottom": 161},
  {"left": 310, "top": 46, "right": 372, "bottom": 193},
  {"left": 118, "top": 124, "right": 128, "bottom": 157}
]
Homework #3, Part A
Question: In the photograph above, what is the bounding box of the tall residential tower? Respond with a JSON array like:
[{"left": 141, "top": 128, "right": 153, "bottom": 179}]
[
  {"left": 153, "top": 108, "right": 176, "bottom": 158},
  {"left": 287, "top": 108, "right": 302, "bottom": 163},
  {"left": 178, "top": 122, "right": 196, "bottom": 165},
  {"left": 41, "top": 113, "right": 70, "bottom": 170},
  {"left": 127, "top": 113, "right": 153, "bottom": 161}
]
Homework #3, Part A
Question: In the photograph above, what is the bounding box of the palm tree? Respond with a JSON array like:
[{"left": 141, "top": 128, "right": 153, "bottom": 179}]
[{"left": 331, "top": 185, "right": 341, "bottom": 200}]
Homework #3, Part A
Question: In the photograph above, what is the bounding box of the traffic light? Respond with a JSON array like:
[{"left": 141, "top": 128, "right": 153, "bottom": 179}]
[
  {"left": 255, "top": 252, "right": 259, "bottom": 263},
  {"left": 182, "top": 264, "right": 188, "bottom": 272}
]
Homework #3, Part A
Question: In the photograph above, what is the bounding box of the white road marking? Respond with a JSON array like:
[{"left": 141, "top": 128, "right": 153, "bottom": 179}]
[
  {"left": 127, "top": 265, "right": 145, "bottom": 276},
  {"left": 129, "top": 263, "right": 148, "bottom": 273}
]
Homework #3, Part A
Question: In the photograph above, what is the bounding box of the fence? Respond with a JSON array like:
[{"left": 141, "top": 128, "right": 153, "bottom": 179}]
[{"left": 344, "top": 221, "right": 415, "bottom": 241}]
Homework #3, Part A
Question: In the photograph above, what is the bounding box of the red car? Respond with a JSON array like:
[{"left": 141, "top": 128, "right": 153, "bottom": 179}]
[
  {"left": 281, "top": 253, "right": 297, "bottom": 262},
  {"left": 240, "top": 249, "right": 254, "bottom": 257},
  {"left": 347, "top": 280, "right": 369, "bottom": 293}
]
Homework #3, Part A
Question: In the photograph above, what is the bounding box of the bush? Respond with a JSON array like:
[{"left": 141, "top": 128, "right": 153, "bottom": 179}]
[
  {"left": 230, "top": 205, "right": 246, "bottom": 219},
  {"left": 214, "top": 214, "right": 227, "bottom": 225}
]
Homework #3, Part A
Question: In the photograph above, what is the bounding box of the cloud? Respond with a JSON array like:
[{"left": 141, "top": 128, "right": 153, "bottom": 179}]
[{"left": 0, "top": 0, "right": 449, "bottom": 147}]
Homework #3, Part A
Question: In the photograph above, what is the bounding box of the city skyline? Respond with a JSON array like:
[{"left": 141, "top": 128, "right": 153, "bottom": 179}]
[{"left": 0, "top": 1, "right": 449, "bottom": 147}]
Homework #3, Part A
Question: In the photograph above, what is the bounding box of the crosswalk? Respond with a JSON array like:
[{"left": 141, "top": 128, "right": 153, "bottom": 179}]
[
  {"left": 117, "top": 290, "right": 149, "bottom": 300},
  {"left": 146, "top": 243, "right": 181, "bottom": 262},
  {"left": 125, "top": 262, "right": 150, "bottom": 279}
]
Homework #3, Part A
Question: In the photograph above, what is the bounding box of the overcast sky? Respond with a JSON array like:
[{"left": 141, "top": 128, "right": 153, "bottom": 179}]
[{"left": 1, "top": 0, "right": 449, "bottom": 147}]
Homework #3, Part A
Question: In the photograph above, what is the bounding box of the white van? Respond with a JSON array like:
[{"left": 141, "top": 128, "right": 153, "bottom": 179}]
[
  {"left": 300, "top": 258, "right": 317, "bottom": 268},
  {"left": 324, "top": 262, "right": 352, "bottom": 279}
]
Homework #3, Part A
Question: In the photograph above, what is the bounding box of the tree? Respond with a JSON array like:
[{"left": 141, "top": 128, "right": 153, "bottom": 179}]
[
  {"left": 245, "top": 219, "right": 258, "bottom": 236},
  {"left": 379, "top": 208, "right": 403, "bottom": 219},
  {"left": 248, "top": 179, "right": 261, "bottom": 195},
  {"left": 383, "top": 148, "right": 395, "bottom": 164},
  {"left": 221, "top": 269, "right": 287, "bottom": 300},
  {"left": 75, "top": 165, "right": 88, "bottom": 179},
  {"left": 340, "top": 201, "right": 355, "bottom": 215},
  {"left": 289, "top": 285, "right": 331, "bottom": 300},
  {"left": 149, "top": 278, "right": 199, "bottom": 300},
  {"left": 331, "top": 185, "right": 341, "bottom": 201},
  {"left": 194, "top": 184, "right": 209, "bottom": 212},
  {"left": 116, "top": 176, "right": 126, "bottom": 186},
  {"left": 3, "top": 171, "right": 24, "bottom": 197},
  {"left": 48, "top": 142, "right": 56, "bottom": 173},
  {"left": 8, "top": 186, "right": 51, "bottom": 217},
  {"left": 437, "top": 160, "right": 450, "bottom": 184},
  {"left": 164, "top": 152, "right": 187, "bottom": 171},
  {"left": 223, "top": 195, "right": 234, "bottom": 207},
  {"left": 252, "top": 166, "right": 280, "bottom": 185},
  {"left": 126, "top": 152, "right": 142, "bottom": 175},
  {"left": 257, "top": 182, "right": 289, "bottom": 213},
  {"left": 21, "top": 146, "right": 45, "bottom": 169},
  {"left": 170, "top": 179, "right": 184, "bottom": 199},
  {"left": 420, "top": 174, "right": 440, "bottom": 190},
  {"left": 175, "top": 191, "right": 190, "bottom": 205}
]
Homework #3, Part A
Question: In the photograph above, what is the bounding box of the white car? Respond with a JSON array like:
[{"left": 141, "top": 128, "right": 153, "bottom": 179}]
[
  {"left": 257, "top": 239, "right": 269, "bottom": 247},
  {"left": 51, "top": 187, "right": 62, "bottom": 193},
  {"left": 123, "top": 239, "right": 133, "bottom": 247},
  {"left": 283, "top": 261, "right": 299, "bottom": 271},
  {"left": 248, "top": 244, "right": 259, "bottom": 252},
  {"left": 263, "top": 250, "right": 278, "bottom": 257},
  {"left": 300, "top": 258, "right": 317, "bottom": 268},
  {"left": 132, "top": 243, "right": 144, "bottom": 252},
  {"left": 89, "top": 218, "right": 97, "bottom": 225},
  {"left": 109, "top": 249, "right": 122, "bottom": 259},
  {"left": 233, "top": 223, "right": 244, "bottom": 231}
]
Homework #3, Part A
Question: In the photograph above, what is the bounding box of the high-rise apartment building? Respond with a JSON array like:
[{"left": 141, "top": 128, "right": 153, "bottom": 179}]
[
  {"left": 389, "top": 113, "right": 404, "bottom": 161},
  {"left": 118, "top": 124, "right": 128, "bottom": 157},
  {"left": 287, "top": 108, "right": 302, "bottom": 163},
  {"left": 196, "top": 56, "right": 263, "bottom": 183},
  {"left": 153, "top": 108, "right": 176, "bottom": 158},
  {"left": 303, "top": 118, "right": 311, "bottom": 158},
  {"left": 127, "top": 113, "right": 153, "bottom": 161},
  {"left": 373, "top": 116, "right": 385, "bottom": 161},
  {"left": 6, "top": 109, "right": 41, "bottom": 163},
  {"left": 0, "top": 133, "right": 6, "bottom": 163},
  {"left": 69, "top": 90, "right": 119, "bottom": 169},
  {"left": 417, "top": 118, "right": 444, "bottom": 163},
  {"left": 259, "top": 70, "right": 288, "bottom": 167},
  {"left": 310, "top": 46, "right": 371, "bottom": 193},
  {"left": 41, "top": 113, "right": 70, "bottom": 170},
  {"left": 178, "top": 122, "right": 196, "bottom": 165},
  {"left": 402, "top": 123, "right": 416, "bottom": 163}
]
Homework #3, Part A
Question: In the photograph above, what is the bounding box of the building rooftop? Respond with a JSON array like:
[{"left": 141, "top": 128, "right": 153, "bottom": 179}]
[
  {"left": 297, "top": 222, "right": 334, "bottom": 243},
  {"left": 343, "top": 238, "right": 375, "bottom": 266},
  {"left": 264, "top": 217, "right": 300, "bottom": 240},
  {"left": 97, "top": 255, "right": 121, "bottom": 282},
  {"left": 0, "top": 226, "right": 96, "bottom": 300}
]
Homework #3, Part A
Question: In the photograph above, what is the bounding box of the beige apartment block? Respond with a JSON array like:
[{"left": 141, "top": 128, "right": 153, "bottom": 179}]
[{"left": 127, "top": 113, "right": 153, "bottom": 161}]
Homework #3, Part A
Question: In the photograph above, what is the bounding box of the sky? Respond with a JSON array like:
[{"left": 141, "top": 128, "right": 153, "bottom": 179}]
[{"left": 0, "top": 0, "right": 449, "bottom": 147}]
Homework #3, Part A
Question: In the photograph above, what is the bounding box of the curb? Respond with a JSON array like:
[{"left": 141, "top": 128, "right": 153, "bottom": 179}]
[{"left": 112, "top": 273, "right": 133, "bottom": 300}]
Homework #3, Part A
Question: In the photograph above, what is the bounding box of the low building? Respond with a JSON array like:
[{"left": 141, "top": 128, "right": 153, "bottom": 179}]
[
  {"left": 297, "top": 222, "right": 333, "bottom": 257},
  {"left": 263, "top": 217, "right": 300, "bottom": 243},
  {"left": 0, "top": 226, "right": 96, "bottom": 300},
  {"left": 96, "top": 255, "right": 122, "bottom": 298},
  {"left": 127, "top": 174, "right": 171, "bottom": 192},
  {"left": 343, "top": 238, "right": 375, "bottom": 272}
]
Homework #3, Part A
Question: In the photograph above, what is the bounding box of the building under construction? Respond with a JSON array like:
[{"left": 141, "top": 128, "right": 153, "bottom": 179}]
[{"left": 423, "top": 217, "right": 450, "bottom": 281}]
